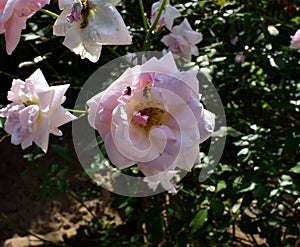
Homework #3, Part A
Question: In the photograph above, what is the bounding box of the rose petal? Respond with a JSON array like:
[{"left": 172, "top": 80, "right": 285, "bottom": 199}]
[
  {"left": 28, "top": 69, "right": 49, "bottom": 88},
  {"left": 141, "top": 52, "right": 179, "bottom": 75},
  {"left": 4, "top": 13, "right": 25, "bottom": 54},
  {"left": 0, "top": 0, "right": 15, "bottom": 24},
  {"left": 111, "top": 105, "right": 167, "bottom": 162},
  {"left": 104, "top": 133, "right": 136, "bottom": 169},
  {"left": 89, "top": 3, "right": 131, "bottom": 45},
  {"left": 53, "top": 8, "right": 71, "bottom": 36},
  {"left": 34, "top": 113, "right": 50, "bottom": 152}
]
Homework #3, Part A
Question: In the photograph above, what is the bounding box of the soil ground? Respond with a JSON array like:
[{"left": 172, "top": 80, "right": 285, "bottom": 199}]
[{"left": 0, "top": 124, "right": 118, "bottom": 246}]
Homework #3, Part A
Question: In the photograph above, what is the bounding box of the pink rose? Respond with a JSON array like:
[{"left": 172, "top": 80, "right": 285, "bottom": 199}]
[
  {"left": 87, "top": 53, "right": 215, "bottom": 191},
  {"left": 53, "top": 0, "right": 132, "bottom": 62},
  {"left": 0, "top": 69, "right": 77, "bottom": 152},
  {"left": 290, "top": 29, "right": 300, "bottom": 52},
  {"left": 151, "top": 0, "right": 181, "bottom": 30},
  {"left": 161, "top": 18, "right": 203, "bottom": 61},
  {"left": 0, "top": 0, "right": 50, "bottom": 55},
  {"left": 235, "top": 54, "right": 246, "bottom": 64}
]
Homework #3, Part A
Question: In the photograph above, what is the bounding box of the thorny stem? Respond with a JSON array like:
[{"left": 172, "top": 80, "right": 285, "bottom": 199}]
[{"left": 142, "top": 0, "right": 167, "bottom": 50}]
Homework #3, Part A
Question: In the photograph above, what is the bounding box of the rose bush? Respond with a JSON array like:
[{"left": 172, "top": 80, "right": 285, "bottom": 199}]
[{"left": 87, "top": 52, "right": 215, "bottom": 191}]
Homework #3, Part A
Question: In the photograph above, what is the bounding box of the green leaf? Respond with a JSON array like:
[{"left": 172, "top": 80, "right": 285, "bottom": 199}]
[
  {"left": 56, "top": 179, "right": 68, "bottom": 192},
  {"left": 145, "top": 206, "right": 164, "bottom": 244},
  {"left": 211, "top": 199, "right": 224, "bottom": 217},
  {"left": 237, "top": 182, "right": 256, "bottom": 193},
  {"left": 212, "top": 126, "right": 244, "bottom": 137},
  {"left": 0, "top": 117, "right": 5, "bottom": 129},
  {"left": 189, "top": 208, "right": 208, "bottom": 233},
  {"left": 50, "top": 144, "right": 72, "bottom": 161},
  {"left": 289, "top": 163, "right": 300, "bottom": 174},
  {"left": 216, "top": 180, "right": 227, "bottom": 192},
  {"left": 237, "top": 147, "right": 249, "bottom": 156}
]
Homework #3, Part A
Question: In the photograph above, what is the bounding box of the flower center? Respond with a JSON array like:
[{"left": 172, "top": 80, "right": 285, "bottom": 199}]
[
  {"left": 67, "top": 0, "right": 89, "bottom": 28},
  {"left": 131, "top": 89, "right": 165, "bottom": 132},
  {"left": 136, "top": 107, "right": 165, "bottom": 132}
]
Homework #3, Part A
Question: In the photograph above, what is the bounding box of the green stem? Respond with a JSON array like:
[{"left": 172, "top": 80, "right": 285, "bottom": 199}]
[
  {"left": 105, "top": 45, "right": 122, "bottom": 58},
  {"left": 66, "top": 109, "right": 87, "bottom": 114},
  {"left": 40, "top": 8, "right": 59, "bottom": 18},
  {"left": 149, "top": 26, "right": 164, "bottom": 44},
  {"left": 142, "top": 0, "right": 167, "bottom": 50},
  {"left": 138, "top": 0, "right": 149, "bottom": 33},
  {"left": 129, "top": 45, "right": 139, "bottom": 53},
  {"left": 67, "top": 190, "right": 101, "bottom": 225},
  {"left": 105, "top": 46, "right": 135, "bottom": 66},
  {"left": 27, "top": 43, "right": 63, "bottom": 82},
  {"left": 0, "top": 70, "right": 19, "bottom": 78}
]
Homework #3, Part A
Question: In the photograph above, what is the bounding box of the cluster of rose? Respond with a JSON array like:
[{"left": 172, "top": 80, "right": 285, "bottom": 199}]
[{"left": 0, "top": 0, "right": 299, "bottom": 192}]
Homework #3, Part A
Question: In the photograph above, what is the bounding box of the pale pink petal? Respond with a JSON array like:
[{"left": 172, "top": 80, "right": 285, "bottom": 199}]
[
  {"left": 99, "top": 67, "right": 139, "bottom": 109},
  {"left": 183, "top": 30, "right": 203, "bottom": 46},
  {"left": 111, "top": 105, "right": 167, "bottom": 162},
  {"left": 53, "top": 8, "right": 71, "bottom": 36},
  {"left": 19, "top": 105, "right": 38, "bottom": 127},
  {"left": 152, "top": 73, "right": 195, "bottom": 104},
  {"left": 28, "top": 69, "right": 49, "bottom": 88},
  {"left": 141, "top": 52, "right": 179, "bottom": 74},
  {"left": 290, "top": 29, "right": 300, "bottom": 51},
  {"left": 63, "top": 23, "right": 102, "bottom": 62},
  {"left": 132, "top": 112, "right": 148, "bottom": 126},
  {"left": 50, "top": 84, "right": 69, "bottom": 107},
  {"left": 175, "top": 144, "right": 200, "bottom": 171},
  {"left": 161, "top": 33, "right": 191, "bottom": 61},
  {"left": 7, "top": 79, "right": 24, "bottom": 103},
  {"left": 163, "top": 6, "right": 181, "bottom": 30},
  {"left": 144, "top": 170, "right": 179, "bottom": 192},
  {"left": 58, "top": 0, "right": 73, "bottom": 10},
  {"left": 4, "top": 13, "right": 26, "bottom": 54},
  {"left": 87, "top": 92, "right": 104, "bottom": 129},
  {"left": 34, "top": 113, "right": 50, "bottom": 152},
  {"left": 36, "top": 89, "right": 54, "bottom": 112},
  {"left": 18, "top": 105, "right": 39, "bottom": 149},
  {"left": 89, "top": 3, "right": 131, "bottom": 45},
  {"left": 137, "top": 151, "right": 177, "bottom": 176},
  {"left": 94, "top": 108, "right": 112, "bottom": 137},
  {"left": 151, "top": 0, "right": 181, "bottom": 31},
  {"left": 104, "top": 133, "right": 136, "bottom": 169},
  {"left": 49, "top": 106, "right": 77, "bottom": 134},
  {"left": 198, "top": 108, "right": 215, "bottom": 143},
  {"left": 0, "top": 0, "right": 15, "bottom": 24}
]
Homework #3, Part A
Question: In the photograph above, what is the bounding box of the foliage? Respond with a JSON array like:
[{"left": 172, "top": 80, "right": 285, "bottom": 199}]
[{"left": 0, "top": 0, "right": 299, "bottom": 246}]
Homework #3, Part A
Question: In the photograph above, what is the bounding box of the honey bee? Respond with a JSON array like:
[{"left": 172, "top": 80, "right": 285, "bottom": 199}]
[
  {"left": 124, "top": 86, "right": 132, "bottom": 96},
  {"left": 143, "top": 86, "right": 151, "bottom": 98},
  {"left": 80, "top": 0, "right": 89, "bottom": 29}
]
